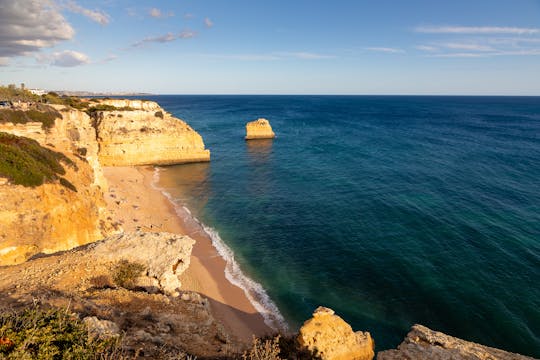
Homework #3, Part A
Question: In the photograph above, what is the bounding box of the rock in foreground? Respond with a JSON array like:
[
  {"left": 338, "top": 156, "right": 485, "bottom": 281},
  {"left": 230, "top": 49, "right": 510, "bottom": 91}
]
[
  {"left": 377, "top": 324, "right": 536, "bottom": 360},
  {"left": 298, "top": 306, "right": 375, "bottom": 360},
  {"left": 0, "top": 231, "right": 241, "bottom": 358},
  {"left": 245, "top": 118, "right": 276, "bottom": 140}
]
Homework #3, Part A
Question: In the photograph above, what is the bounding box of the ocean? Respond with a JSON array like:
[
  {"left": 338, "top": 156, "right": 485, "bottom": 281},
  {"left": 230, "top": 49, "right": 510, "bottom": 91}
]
[{"left": 145, "top": 95, "right": 539, "bottom": 357}]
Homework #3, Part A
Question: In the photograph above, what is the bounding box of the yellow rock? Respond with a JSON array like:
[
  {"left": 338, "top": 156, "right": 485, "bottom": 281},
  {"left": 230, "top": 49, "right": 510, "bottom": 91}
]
[
  {"left": 298, "top": 306, "right": 375, "bottom": 360},
  {"left": 94, "top": 102, "right": 210, "bottom": 166},
  {"left": 245, "top": 118, "right": 275, "bottom": 140}
]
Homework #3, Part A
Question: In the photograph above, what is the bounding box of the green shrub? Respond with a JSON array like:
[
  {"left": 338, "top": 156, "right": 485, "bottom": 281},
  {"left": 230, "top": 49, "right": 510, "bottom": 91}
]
[
  {"left": 112, "top": 260, "right": 146, "bottom": 289},
  {"left": 0, "top": 132, "right": 76, "bottom": 189},
  {"left": 0, "top": 106, "right": 61, "bottom": 130},
  {"left": 0, "top": 86, "right": 40, "bottom": 102},
  {"left": 154, "top": 111, "right": 163, "bottom": 118},
  {"left": 0, "top": 306, "right": 126, "bottom": 359}
]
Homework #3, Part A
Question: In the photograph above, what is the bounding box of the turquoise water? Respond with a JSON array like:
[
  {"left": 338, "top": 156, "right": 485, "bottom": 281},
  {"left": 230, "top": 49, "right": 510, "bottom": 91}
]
[{"left": 149, "top": 95, "right": 539, "bottom": 356}]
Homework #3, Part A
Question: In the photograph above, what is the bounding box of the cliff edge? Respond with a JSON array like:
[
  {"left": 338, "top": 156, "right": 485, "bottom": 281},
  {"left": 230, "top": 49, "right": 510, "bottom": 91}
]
[
  {"left": 378, "top": 324, "right": 536, "bottom": 360},
  {"left": 92, "top": 99, "right": 211, "bottom": 166}
]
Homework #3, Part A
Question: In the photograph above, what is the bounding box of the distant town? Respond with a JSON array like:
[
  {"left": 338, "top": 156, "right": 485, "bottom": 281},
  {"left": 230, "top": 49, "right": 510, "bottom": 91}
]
[{"left": 0, "top": 83, "right": 152, "bottom": 97}]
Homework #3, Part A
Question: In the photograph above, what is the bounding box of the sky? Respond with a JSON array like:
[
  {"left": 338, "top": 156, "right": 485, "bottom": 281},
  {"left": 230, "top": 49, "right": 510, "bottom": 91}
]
[{"left": 1, "top": 0, "right": 540, "bottom": 95}]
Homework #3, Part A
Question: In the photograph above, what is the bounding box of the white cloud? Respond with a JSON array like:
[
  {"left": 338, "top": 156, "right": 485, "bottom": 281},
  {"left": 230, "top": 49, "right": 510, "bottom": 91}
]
[
  {"left": 208, "top": 54, "right": 281, "bottom": 61},
  {"left": 365, "top": 47, "right": 405, "bottom": 53},
  {"left": 179, "top": 30, "right": 197, "bottom": 39},
  {"left": 278, "top": 52, "right": 335, "bottom": 59},
  {"left": 50, "top": 50, "right": 90, "bottom": 66},
  {"left": 415, "top": 45, "right": 438, "bottom": 52},
  {"left": 132, "top": 31, "right": 196, "bottom": 47},
  {"left": 64, "top": 0, "right": 110, "bottom": 25},
  {"left": 149, "top": 7, "right": 174, "bottom": 18},
  {"left": 415, "top": 26, "right": 540, "bottom": 35},
  {"left": 204, "top": 52, "right": 335, "bottom": 61},
  {"left": 0, "top": 0, "right": 75, "bottom": 60},
  {"left": 204, "top": 17, "right": 214, "bottom": 28},
  {"left": 443, "top": 43, "right": 494, "bottom": 51},
  {"left": 184, "top": 13, "right": 194, "bottom": 19}
]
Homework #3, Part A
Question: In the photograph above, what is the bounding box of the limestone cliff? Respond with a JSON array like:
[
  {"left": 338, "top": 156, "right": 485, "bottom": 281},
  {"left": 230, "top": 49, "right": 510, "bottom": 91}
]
[
  {"left": 245, "top": 118, "right": 276, "bottom": 140},
  {"left": 0, "top": 154, "right": 112, "bottom": 265},
  {"left": 92, "top": 100, "right": 210, "bottom": 166},
  {"left": 377, "top": 324, "right": 536, "bottom": 360},
  {"left": 298, "top": 307, "right": 375, "bottom": 360}
]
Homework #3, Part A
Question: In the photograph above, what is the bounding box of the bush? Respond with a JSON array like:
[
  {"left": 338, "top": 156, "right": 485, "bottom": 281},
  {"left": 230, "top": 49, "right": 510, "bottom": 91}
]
[
  {"left": 0, "top": 106, "right": 61, "bottom": 130},
  {"left": 112, "top": 260, "right": 146, "bottom": 289},
  {"left": 154, "top": 111, "right": 163, "bottom": 118},
  {"left": 0, "top": 86, "right": 40, "bottom": 102},
  {"left": 0, "top": 132, "right": 76, "bottom": 189},
  {"left": 0, "top": 306, "right": 126, "bottom": 359},
  {"left": 242, "top": 336, "right": 282, "bottom": 360}
]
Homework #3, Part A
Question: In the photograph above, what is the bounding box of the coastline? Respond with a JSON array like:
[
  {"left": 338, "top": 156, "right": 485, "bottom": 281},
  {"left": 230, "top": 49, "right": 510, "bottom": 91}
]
[{"left": 102, "top": 166, "right": 273, "bottom": 342}]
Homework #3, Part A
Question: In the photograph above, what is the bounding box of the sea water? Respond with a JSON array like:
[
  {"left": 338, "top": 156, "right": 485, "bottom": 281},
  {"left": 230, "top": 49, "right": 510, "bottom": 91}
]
[{"left": 145, "top": 95, "right": 539, "bottom": 357}]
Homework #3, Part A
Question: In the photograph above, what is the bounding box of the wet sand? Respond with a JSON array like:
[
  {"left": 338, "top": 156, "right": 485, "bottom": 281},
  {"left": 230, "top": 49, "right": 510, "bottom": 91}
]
[{"left": 102, "top": 166, "right": 272, "bottom": 342}]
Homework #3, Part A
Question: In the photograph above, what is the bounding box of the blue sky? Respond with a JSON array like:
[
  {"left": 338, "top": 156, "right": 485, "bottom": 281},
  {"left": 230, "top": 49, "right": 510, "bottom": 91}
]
[{"left": 1, "top": 0, "right": 540, "bottom": 94}]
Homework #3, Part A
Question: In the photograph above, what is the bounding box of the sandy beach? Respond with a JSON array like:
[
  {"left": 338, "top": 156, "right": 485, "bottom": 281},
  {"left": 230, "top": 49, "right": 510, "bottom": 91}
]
[{"left": 102, "top": 166, "right": 272, "bottom": 342}]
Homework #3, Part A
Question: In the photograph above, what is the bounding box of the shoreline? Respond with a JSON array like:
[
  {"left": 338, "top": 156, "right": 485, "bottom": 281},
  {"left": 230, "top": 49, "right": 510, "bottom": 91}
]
[{"left": 102, "top": 166, "right": 273, "bottom": 342}]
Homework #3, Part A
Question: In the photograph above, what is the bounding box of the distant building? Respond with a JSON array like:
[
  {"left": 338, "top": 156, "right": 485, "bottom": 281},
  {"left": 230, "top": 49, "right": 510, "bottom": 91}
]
[{"left": 29, "top": 88, "right": 46, "bottom": 96}]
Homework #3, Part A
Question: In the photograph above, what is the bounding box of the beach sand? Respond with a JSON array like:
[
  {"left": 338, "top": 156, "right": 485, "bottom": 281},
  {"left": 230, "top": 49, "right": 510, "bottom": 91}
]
[{"left": 102, "top": 166, "right": 272, "bottom": 342}]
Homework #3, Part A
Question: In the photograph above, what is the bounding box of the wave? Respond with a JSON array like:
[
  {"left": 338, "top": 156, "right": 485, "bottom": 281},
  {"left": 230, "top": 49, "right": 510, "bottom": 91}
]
[{"left": 151, "top": 167, "right": 288, "bottom": 332}]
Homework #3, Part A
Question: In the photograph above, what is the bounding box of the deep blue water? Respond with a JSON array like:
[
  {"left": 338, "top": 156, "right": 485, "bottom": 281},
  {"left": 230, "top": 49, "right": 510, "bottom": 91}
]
[{"left": 146, "top": 95, "right": 539, "bottom": 356}]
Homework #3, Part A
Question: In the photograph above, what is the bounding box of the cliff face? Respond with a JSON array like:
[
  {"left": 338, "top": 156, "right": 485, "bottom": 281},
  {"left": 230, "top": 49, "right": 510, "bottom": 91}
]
[
  {"left": 0, "top": 156, "right": 112, "bottom": 265},
  {"left": 93, "top": 100, "right": 210, "bottom": 166},
  {"left": 377, "top": 324, "right": 536, "bottom": 360},
  {"left": 0, "top": 99, "right": 210, "bottom": 265},
  {"left": 245, "top": 118, "right": 275, "bottom": 140}
]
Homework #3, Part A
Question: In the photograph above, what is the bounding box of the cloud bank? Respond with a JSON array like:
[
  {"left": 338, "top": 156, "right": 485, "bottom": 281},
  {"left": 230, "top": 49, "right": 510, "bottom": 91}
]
[{"left": 0, "top": 0, "right": 75, "bottom": 59}]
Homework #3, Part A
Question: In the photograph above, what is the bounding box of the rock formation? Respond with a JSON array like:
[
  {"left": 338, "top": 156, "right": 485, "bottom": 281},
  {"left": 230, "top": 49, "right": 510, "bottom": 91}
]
[
  {"left": 0, "top": 148, "right": 113, "bottom": 266},
  {"left": 245, "top": 118, "right": 276, "bottom": 140},
  {"left": 0, "top": 231, "right": 240, "bottom": 358},
  {"left": 298, "top": 306, "right": 375, "bottom": 360},
  {"left": 0, "top": 99, "right": 211, "bottom": 264},
  {"left": 377, "top": 324, "right": 536, "bottom": 360},
  {"left": 92, "top": 100, "right": 210, "bottom": 166},
  {"left": 86, "top": 231, "right": 195, "bottom": 296}
]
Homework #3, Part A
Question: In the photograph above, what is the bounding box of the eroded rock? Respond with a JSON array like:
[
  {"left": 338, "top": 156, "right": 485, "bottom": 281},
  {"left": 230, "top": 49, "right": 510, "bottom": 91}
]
[
  {"left": 245, "top": 118, "right": 276, "bottom": 140},
  {"left": 298, "top": 306, "right": 375, "bottom": 360},
  {"left": 377, "top": 324, "right": 536, "bottom": 360}
]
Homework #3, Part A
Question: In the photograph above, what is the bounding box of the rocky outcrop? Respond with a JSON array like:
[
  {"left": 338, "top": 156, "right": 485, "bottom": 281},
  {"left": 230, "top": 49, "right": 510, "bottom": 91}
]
[
  {"left": 97, "top": 99, "right": 161, "bottom": 111},
  {"left": 93, "top": 100, "right": 210, "bottom": 166},
  {"left": 298, "top": 306, "right": 375, "bottom": 360},
  {"left": 245, "top": 118, "right": 275, "bottom": 140},
  {"left": 86, "top": 231, "right": 195, "bottom": 296},
  {"left": 0, "top": 231, "right": 240, "bottom": 358},
  {"left": 377, "top": 324, "right": 536, "bottom": 360}
]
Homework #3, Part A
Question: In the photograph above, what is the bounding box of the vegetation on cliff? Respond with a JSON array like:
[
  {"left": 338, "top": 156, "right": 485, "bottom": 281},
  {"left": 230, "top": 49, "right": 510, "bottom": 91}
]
[
  {"left": 0, "top": 132, "right": 76, "bottom": 190},
  {"left": 0, "top": 86, "right": 40, "bottom": 103},
  {"left": 0, "top": 306, "right": 125, "bottom": 360},
  {"left": 0, "top": 105, "right": 61, "bottom": 130}
]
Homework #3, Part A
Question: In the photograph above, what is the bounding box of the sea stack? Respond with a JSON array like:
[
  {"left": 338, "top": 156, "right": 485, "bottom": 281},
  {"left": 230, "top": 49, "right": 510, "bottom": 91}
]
[{"left": 245, "top": 118, "right": 275, "bottom": 140}]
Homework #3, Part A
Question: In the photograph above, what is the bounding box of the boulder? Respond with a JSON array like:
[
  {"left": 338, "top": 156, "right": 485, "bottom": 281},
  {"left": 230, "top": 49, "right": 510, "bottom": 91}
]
[
  {"left": 377, "top": 324, "right": 536, "bottom": 360},
  {"left": 245, "top": 118, "right": 275, "bottom": 140},
  {"left": 298, "top": 306, "right": 375, "bottom": 360}
]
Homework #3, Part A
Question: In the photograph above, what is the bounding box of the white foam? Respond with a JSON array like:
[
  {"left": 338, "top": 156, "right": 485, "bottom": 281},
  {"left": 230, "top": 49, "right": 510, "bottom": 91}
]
[{"left": 151, "top": 167, "right": 288, "bottom": 332}]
